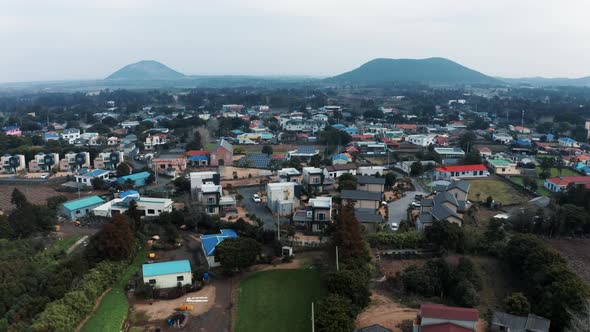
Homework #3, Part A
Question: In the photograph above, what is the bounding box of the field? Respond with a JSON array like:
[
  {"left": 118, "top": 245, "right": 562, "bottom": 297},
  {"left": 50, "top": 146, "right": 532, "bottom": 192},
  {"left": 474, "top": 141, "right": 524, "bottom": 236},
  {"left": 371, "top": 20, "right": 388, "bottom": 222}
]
[
  {"left": 547, "top": 238, "right": 590, "bottom": 285},
  {"left": 535, "top": 167, "right": 578, "bottom": 178},
  {"left": 467, "top": 178, "right": 528, "bottom": 205},
  {"left": 50, "top": 235, "right": 83, "bottom": 253},
  {"left": 235, "top": 269, "right": 324, "bottom": 332},
  {"left": 81, "top": 249, "right": 147, "bottom": 332},
  {"left": 509, "top": 167, "right": 580, "bottom": 197}
]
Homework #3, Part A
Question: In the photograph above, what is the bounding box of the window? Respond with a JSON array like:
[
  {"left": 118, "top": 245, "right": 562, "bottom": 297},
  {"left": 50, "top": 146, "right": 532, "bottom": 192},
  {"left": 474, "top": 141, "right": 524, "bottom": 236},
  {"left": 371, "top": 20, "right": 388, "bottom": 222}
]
[
  {"left": 313, "top": 177, "right": 320, "bottom": 184},
  {"left": 147, "top": 209, "right": 155, "bottom": 214},
  {"left": 207, "top": 206, "right": 216, "bottom": 213},
  {"left": 75, "top": 210, "right": 80, "bottom": 214},
  {"left": 479, "top": 171, "right": 484, "bottom": 175},
  {"left": 85, "top": 209, "right": 89, "bottom": 213},
  {"left": 208, "top": 197, "right": 216, "bottom": 204},
  {"left": 157, "top": 210, "right": 162, "bottom": 213},
  {"left": 317, "top": 212, "right": 326, "bottom": 221},
  {"left": 149, "top": 279, "right": 156, "bottom": 284},
  {"left": 177, "top": 275, "right": 184, "bottom": 282}
]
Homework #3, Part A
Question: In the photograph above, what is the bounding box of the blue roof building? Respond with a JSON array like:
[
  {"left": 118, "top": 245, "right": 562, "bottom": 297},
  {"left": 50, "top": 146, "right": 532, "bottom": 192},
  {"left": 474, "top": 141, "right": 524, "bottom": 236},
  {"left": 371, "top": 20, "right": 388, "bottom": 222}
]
[
  {"left": 60, "top": 195, "right": 105, "bottom": 220},
  {"left": 142, "top": 260, "right": 192, "bottom": 288},
  {"left": 331, "top": 124, "right": 346, "bottom": 130},
  {"left": 343, "top": 127, "right": 359, "bottom": 135},
  {"left": 116, "top": 171, "right": 151, "bottom": 187},
  {"left": 200, "top": 229, "right": 238, "bottom": 267}
]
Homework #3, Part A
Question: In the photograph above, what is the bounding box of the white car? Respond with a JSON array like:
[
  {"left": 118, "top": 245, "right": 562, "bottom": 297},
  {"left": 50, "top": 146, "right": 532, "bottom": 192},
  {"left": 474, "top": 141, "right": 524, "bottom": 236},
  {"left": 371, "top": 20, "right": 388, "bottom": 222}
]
[
  {"left": 410, "top": 201, "right": 421, "bottom": 208},
  {"left": 40, "top": 173, "right": 50, "bottom": 179},
  {"left": 252, "top": 194, "right": 261, "bottom": 203}
]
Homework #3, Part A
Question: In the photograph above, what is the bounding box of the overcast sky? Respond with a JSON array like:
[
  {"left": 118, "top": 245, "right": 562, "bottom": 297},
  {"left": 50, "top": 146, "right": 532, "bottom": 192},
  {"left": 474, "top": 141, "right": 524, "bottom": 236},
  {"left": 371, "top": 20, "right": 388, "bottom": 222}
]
[{"left": 1, "top": 0, "right": 589, "bottom": 82}]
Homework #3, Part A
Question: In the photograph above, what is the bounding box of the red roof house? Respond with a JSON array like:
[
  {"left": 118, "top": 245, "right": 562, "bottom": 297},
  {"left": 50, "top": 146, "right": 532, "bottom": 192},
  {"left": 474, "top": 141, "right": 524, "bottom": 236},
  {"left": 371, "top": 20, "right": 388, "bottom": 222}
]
[
  {"left": 419, "top": 304, "right": 479, "bottom": 332},
  {"left": 435, "top": 164, "right": 489, "bottom": 179}
]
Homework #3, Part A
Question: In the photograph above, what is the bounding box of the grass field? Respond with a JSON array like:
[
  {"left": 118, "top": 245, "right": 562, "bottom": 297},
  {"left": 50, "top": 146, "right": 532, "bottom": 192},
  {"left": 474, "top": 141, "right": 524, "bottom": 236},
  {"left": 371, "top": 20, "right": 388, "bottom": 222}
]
[
  {"left": 468, "top": 179, "right": 528, "bottom": 205},
  {"left": 508, "top": 167, "right": 579, "bottom": 197},
  {"left": 81, "top": 249, "right": 147, "bottom": 332},
  {"left": 235, "top": 269, "right": 324, "bottom": 332},
  {"left": 50, "top": 235, "right": 83, "bottom": 254},
  {"left": 535, "top": 167, "right": 578, "bottom": 178}
]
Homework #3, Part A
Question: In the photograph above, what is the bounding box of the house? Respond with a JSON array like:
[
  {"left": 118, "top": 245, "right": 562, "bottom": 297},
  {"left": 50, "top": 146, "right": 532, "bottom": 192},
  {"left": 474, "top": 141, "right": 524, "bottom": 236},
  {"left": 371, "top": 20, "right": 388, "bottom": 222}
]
[
  {"left": 493, "top": 132, "right": 513, "bottom": 144},
  {"left": 355, "top": 208, "right": 384, "bottom": 233},
  {"left": 417, "top": 304, "right": 478, "bottom": 332},
  {"left": 324, "top": 164, "right": 357, "bottom": 179},
  {"left": 210, "top": 139, "right": 233, "bottom": 166},
  {"left": 341, "top": 190, "right": 382, "bottom": 209},
  {"left": 61, "top": 128, "right": 81, "bottom": 144},
  {"left": 509, "top": 125, "right": 531, "bottom": 134},
  {"left": 0, "top": 154, "right": 26, "bottom": 174},
  {"left": 354, "top": 141, "right": 388, "bottom": 156},
  {"left": 395, "top": 160, "right": 438, "bottom": 175},
  {"left": 28, "top": 152, "right": 59, "bottom": 172},
  {"left": 60, "top": 195, "right": 106, "bottom": 220},
  {"left": 2, "top": 126, "right": 22, "bottom": 137},
  {"left": 293, "top": 196, "right": 332, "bottom": 232},
  {"left": 477, "top": 147, "right": 493, "bottom": 157},
  {"left": 434, "top": 147, "right": 466, "bottom": 162},
  {"left": 394, "top": 123, "right": 417, "bottom": 133},
  {"left": 302, "top": 167, "right": 324, "bottom": 193},
  {"left": 151, "top": 158, "right": 187, "bottom": 177},
  {"left": 544, "top": 176, "right": 590, "bottom": 192},
  {"left": 107, "top": 136, "right": 119, "bottom": 146},
  {"left": 266, "top": 182, "right": 300, "bottom": 215},
  {"left": 357, "top": 175, "right": 385, "bottom": 193},
  {"left": 434, "top": 164, "right": 489, "bottom": 180},
  {"left": 487, "top": 159, "right": 520, "bottom": 175},
  {"left": 59, "top": 151, "right": 91, "bottom": 172},
  {"left": 75, "top": 169, "right": 110, "bottom": 186},
  {"left": 278, "top": 168, "right": 302, "bottom": 183},
  {"left": 200, "top": 229, "right": 238, "bottom": 267},
  {"left": 332, "top": 153, "right": 353, "bottom": 165},
  {"left": 93, "top": 151, "right": 124, "bottom": 170},
  {"left": 358, "top": 166, "right": 387, "bottom": 176},
  {"left": 142, "top": 260, "right": 192, "bottom": 289},
  {"left": 198, "top": 183, "right": 223, "bottom": 215},
  {"left": 406, "top": 134, "right": 436, "bottom": 147},
  {"left": 93, "top": 195, "right": 173, "bottom": 218},
  {"left": 416, "top": 181, "right": 470, "bottom": 231},
  {"left": 287, "top": 146, "right": 320, "bottom": 162},
  {"left": 144, "top": 133, "right": 168, "bottom": 150},
  {"left": 116, "top": 171, "right": 152, "bottom": 187},
  {"left": 44, "top": 132, "right": 60, "bottom": 141},
  {"left": 491, "top": 312, "right": 550, "bottom": 332},
  {"left": 186, "top": 150, "right": 210, "bottom": 167},
  {"left": 121, "top": 121, "right": 140, "bottom": 129},
  {"left": 189, "top": 171, "right": 219, "bottom": 195},
  {"left": 558, "top": 137, "right": 578, "bottom": 148}
]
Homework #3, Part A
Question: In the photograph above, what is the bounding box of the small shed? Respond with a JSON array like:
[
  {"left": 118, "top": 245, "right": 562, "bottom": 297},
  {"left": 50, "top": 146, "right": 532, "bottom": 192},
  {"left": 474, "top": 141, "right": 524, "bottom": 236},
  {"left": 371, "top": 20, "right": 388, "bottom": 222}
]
[
  {"left": 142, "top": 259, "right": 192, "bottom": 289},
  {"left": 60, "top": 195, "right": 105, "bottom": 220}
]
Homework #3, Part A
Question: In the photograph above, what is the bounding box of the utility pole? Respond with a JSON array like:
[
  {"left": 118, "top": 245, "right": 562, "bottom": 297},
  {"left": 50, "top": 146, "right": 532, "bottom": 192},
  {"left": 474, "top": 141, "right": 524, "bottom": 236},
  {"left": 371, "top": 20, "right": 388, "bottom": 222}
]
[
  {"left": 311, "top": 302, "right": 315, "bottom": 332},
  {"left": 277, "top": 213, "right": 280, "bottom": 241},
  {"left": 335, "top": 246, "right": 339, "bottom": 271}
]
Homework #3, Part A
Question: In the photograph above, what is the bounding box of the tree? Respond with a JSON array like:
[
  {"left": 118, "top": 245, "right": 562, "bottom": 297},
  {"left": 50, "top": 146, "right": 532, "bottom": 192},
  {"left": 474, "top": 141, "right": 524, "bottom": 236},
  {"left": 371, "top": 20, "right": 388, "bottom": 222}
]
[
  {"left": 326, "top": 270, "right": 370, "bottom": 313},
  {"left": 459, "top": 132, "right": 477, "bottom": 153},
  {"left": 173, "top": 176, "right": 191, "bottom": 194},
  {"left": 186, "top": 130, "right": 203, "bottom": 150},
  {"left": 88, "top": 214, "right": 135, "bottom": 261},
  {"left": 11, "top": 188, "right": 27, "bottom": 208},
  {"left": 337, "top": 173, "right": 357, "bottom": 191},
  {"left": 503, "top": 292, "right": 530, "bottom": 316},
  {"left": 309, "top": 154, "right": 322, "bottom": 168},
  {"left": 116, "top": 162, "right": 131, "bottom": 177},
  {"left": 384, "top": 172, "right": 397, "bottom": 189},
  {"left": 410, "top": 161, "right": 423, "bottom": 176},
  {"left": 315, "top": 294, "right": 354, "bottom": 332},
  {"left": 261, "top": 145, "right": 273, "bottom": 156},
  {"left": 332, "top": 203, "right": 371, "bottom": 269},
  {"left": 46, "top": 195, "right": 68, "bottom": 210},
  {"left": 214, "top": 237, "right": 261, "bottom": 274},
  {"left": 424, "top": 221, "right": 465, "bottom": 253},
  {"left": 91, "top": 177, "right": 109, "bottom": 190}
]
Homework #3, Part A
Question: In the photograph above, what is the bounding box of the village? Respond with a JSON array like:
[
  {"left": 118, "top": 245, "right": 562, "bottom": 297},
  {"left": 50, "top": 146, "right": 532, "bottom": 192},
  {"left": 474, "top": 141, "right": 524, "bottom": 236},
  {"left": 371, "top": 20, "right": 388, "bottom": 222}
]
[{"left": 1, "top": 86, "right": 590, "bottom": 332}]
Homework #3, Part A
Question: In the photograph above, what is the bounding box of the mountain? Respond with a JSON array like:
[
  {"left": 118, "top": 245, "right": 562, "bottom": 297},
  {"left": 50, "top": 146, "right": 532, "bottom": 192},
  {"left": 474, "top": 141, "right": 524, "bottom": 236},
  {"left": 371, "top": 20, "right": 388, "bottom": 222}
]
[
  {"left": 326, "top": 57, "right": 502, "bottom": 85},
  {"left": 499, "top": 76, "right": 590, "bottom": 87},
  {"left": 106, "top": 60, "right": 185, "bottom": 80}
]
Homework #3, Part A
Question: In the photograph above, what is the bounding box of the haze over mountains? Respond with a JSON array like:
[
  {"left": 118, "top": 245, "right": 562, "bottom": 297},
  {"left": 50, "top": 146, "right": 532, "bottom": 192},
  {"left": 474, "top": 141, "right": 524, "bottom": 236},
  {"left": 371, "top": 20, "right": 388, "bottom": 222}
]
[{"left": 106, "top": 60, "right": 185, "bottom": 80}]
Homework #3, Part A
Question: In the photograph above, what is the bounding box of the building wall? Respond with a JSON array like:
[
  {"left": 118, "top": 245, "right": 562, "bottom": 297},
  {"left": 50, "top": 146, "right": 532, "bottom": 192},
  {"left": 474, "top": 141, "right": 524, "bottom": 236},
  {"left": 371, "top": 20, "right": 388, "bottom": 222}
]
[
  {"left": 358, "top": 183, "right": 384, "bottom": 193},
  {"left": 61, "top": 202, "right": 104, "bottom": 220},
  {"left": 210, "top": 148, "right": 232, "bottom": 166},
  {"left": 421, "top": 318, "right": 476, "bottom": 330},
  {"left": 143, "top": 272, "right": 192, "bottom": 289},
  {"left": 351, "top": 199, "right": 380, "bottom": 210}
]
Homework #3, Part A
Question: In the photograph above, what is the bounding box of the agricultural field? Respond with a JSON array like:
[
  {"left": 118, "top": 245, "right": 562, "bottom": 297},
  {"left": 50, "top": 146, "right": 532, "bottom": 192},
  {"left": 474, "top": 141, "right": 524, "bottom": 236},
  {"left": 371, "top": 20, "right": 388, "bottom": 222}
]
[
  {"left": 81, "top": 249, "right": 147, "bottom": 332},
  {"left": 467, "top": 178, "right": 528, "bottom": 205},
  {"left": 235, "top": 269, "right": 324, "bottom": 332}
]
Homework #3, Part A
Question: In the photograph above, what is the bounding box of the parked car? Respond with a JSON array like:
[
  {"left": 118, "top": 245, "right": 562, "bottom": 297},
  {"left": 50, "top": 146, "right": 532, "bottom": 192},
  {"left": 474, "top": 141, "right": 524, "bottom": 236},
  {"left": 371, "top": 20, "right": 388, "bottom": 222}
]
[
  {"left": 410, "top": 201, "right": 421, "bottom": 208},
  {"left": 252, "top": 194, "right": 261, "bottom": 203},
  {"left": 390, "top": 223, "right": 399, "bottom": 231},
  {"left": 40, "top": 173, "right": 50, "bottom": 179},
  {"left": 414, "top": 194, "right": 423, "bottom": 201}
]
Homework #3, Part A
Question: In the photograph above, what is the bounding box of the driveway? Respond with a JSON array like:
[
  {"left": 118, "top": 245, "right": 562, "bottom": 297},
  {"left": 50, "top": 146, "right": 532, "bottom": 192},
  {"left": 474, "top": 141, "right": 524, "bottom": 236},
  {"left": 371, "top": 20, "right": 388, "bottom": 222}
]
[
  {"left": 237, "top": 187, "right": 290, "bottom": 230},
  {"left": 388, "top": 190, "right": 427, "bottom": 225}
]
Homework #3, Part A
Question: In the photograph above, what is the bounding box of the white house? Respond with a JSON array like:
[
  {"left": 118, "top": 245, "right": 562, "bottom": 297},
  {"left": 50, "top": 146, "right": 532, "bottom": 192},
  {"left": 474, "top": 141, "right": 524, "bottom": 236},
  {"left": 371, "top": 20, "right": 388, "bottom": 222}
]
[
  {"left": 492, "top": 132, "right": 513, "bottom": 144},
  {"left": 0, "top": 154, "right": 26, "bottom": 174},
  {"left": 75, "top": 169, "right": 110, "bottom": 186},
  {"left": 93, "top": 151, "right": 124, "bottom": 170},
  {"left": 142, "top": 260, "right": 192, "bottom": 289},
  {"left": 28, "top": 152, "right": 60, "bottom": 172},
  {"left": 59, "top": 151, "right": 91, "bottom": 172},
  {"left": 61, "top": 128, "right": 81, "bottom": 144},
  {"left": 406, "top": 134, "right": 436, "bottom": 147},
  {"left": 93, "top": 195, "right": 173, "bottom": 218},
  {"left": 266, "top": 182, "right": 299, "bottom": 215},
  {"left": 435, "top": 164, "right": 489, "bottom": 180}
]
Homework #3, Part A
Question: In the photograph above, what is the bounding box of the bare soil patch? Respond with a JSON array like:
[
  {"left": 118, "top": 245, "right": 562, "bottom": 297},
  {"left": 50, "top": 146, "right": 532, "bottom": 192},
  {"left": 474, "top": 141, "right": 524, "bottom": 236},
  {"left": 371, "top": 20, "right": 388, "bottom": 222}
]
[
  {"left": 355, "top": 290, "right": 418, "bottom": 332},
  {"left": 132, "top": 286, "right": 216, "bottom": 321},
  {"left": 547, "top": 238, "right": 590, "bottom": 285}
]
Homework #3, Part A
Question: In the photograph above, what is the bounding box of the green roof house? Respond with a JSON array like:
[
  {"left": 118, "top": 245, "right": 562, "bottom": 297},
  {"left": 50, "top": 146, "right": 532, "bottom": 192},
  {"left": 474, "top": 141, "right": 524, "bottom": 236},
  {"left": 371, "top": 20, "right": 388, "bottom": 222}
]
[{"left": 60, "top": 195, "right": 105, "bottom": 220}]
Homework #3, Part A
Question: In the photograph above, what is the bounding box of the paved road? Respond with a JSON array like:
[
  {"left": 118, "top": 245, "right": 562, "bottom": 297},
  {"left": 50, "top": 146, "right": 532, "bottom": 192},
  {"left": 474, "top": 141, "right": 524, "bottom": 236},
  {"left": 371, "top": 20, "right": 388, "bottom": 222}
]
[
  {"left": 237, "top": 187, "right": 290, "bottom": 230},
  {"left": 388, "top": 190, "right": 427, "bottom": 226}
]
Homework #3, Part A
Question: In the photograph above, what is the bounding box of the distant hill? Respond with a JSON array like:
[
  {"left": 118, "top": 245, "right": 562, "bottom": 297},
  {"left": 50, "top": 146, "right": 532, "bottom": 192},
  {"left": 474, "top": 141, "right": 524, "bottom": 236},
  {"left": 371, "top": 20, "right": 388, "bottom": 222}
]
[
  {"left": 499, "top": 76, "right": 590, "bottom": 87},
  {"left": 326, "top": 57, "right": 502, "bottom": 85},
  {"left": 106, "top": 60, "right": 185, "bottom": 80}
]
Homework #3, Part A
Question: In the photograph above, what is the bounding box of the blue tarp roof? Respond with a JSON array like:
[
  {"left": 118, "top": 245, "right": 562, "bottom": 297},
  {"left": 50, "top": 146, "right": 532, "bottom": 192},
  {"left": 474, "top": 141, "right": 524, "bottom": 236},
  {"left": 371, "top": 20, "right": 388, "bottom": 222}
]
[
  {"left": 188, "top": 155, "right": 209, "bottom": 161},
  {"left": 200, "top": 229, "right": 238, "bottom": 256},
  {"left": 79, "top": 169, "right": 109, "bottom": 177},
  {"left": 142, "top": 260, "right": 191, "bottom": 277},
  {"left": 120, "top": 190, "right": 139, "bottom": 198},
  {"left": 116, "top": 171, "right": 151, "bottom": 183}
]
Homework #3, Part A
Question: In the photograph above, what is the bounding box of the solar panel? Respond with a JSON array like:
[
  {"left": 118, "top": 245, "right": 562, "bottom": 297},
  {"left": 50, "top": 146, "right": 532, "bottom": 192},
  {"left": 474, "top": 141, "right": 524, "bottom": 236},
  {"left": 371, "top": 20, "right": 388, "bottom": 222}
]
[{"left": 297, "top": 146, "right": 316, "bottom": 154}]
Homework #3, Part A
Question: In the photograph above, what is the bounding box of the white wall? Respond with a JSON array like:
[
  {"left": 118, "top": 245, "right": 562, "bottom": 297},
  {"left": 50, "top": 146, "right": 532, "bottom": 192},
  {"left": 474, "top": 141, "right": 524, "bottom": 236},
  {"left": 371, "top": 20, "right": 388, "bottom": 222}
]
[{"left": 143, "top": 272, "right": 192, "bottom": 289}]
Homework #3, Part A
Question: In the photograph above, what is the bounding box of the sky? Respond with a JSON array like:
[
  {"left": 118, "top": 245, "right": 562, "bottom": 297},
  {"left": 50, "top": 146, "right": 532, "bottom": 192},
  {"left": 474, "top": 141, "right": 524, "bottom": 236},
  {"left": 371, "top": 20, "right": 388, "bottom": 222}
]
[{"left": 1, "top": 0, "right": 590, "bottom": 82}]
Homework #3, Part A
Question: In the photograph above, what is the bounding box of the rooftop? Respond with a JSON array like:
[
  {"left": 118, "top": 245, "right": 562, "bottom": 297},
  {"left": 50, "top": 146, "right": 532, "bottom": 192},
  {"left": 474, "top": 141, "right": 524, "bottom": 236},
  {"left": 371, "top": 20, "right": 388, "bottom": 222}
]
[
  {"left": 142, "top": 259, "right": 191, "bottom": 277},
  {"left": 420, "top": 303, "right": 478, "bottom": 322},
  {"left": 200, "top": 229, "right": 238, "bottom": 256},
  {"left": 341, "top": 190, "right": 382, "bottom": 201},
  {"left": 62, "top": 195, "right": 105, "bottom": 211},
  {"left": 436, "top": 164, "right": 487, "bottom": 173},
  {"left": 357, "top": 175, "right": 386, "bottom": 185}
]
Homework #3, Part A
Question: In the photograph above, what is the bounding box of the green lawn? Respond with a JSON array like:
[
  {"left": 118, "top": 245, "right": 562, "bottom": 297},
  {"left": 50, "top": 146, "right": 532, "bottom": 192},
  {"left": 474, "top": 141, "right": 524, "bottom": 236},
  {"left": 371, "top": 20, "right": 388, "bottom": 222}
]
[
  {"left": 235, "top": 269, "right": 324, "bottom": 332},
  {"left": 81, "top": 249, "right": 147, "bottom": 332},
  {"left": 508, "top": 167, "right": 579, "bottom": 197},
  {"left": 535, "top": 167, "right": 578, "bottom": 178},
  {"left": 50, "top": 235, "right": 83, "bottom": 254},
  {"left": 468, "top": 179, "right": 528, "bottom": 205}
]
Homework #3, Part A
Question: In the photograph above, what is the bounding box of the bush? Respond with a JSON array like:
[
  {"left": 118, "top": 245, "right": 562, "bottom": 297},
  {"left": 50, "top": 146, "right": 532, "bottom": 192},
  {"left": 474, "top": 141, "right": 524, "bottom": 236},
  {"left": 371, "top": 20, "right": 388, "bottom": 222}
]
[{"left": 366, "top": 231, "right": 424, "bottom": 249}]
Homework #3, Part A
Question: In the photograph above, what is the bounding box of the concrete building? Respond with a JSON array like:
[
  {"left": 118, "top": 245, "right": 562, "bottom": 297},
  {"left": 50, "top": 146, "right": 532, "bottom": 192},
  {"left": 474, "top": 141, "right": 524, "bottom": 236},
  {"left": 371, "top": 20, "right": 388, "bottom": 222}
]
[
  {"left": 60, "top": 195, "right": 105, "bottom": 220},
  {"left": 278, "top": 168, "right": 302, "bottom": 183},
  {"left": 61, "top": 128, "right": 81, "bottom": 144},
  {"left": 144, "top": 133, "right": 168, "bottom": 150},
  {"left": 266, "top": 182, "right": 299, "bottom": 215},
  {"left": 357, "top": 175, "right": 385, "bottom": 193},
  {"left": 434, "top": 164, "right": 489, "bottom": 180},
  {"left": 93, "top": 151, "right": 124, "bottom": 170},
  {"left": 406, "top": 134, "right": 436, "bottom": 147},
  {"left": 340, "top": 190, "right": 382, "bottom": 209},
  {"left": 210, "top": 139, "right": 233, "bottom": 166},
  {"left": 487, "top": 159, "right": 520, "bottom": 175},
  {"left": 2, "top": 126, "right": 22, "bottom": 137},
  {"left": 0, "top": 154, "right": 26, "bottom": 174},
  {"left": 292, "top": 196, "right": 333, "bottom": 232},
  {"left": 287, "top": 146, "right": 320, "bottom": 162},
  {"left": 75, "top": 169, "right": 110, "bottom": 187},
  {"left": 93, "top": 195, "right": 173, "bottom": 218},
  {"left": 28, "top": 152, "right": 60, "bottom": 172},
  {"left": 142, "top": 260, "right": 192, "bottom": 289},
  {"left": 324, "top": 164, "right": 357, "bottom": 179},
  {"left": 189, "top": 171, "right": 219, "bottom": 195},
  {"left": 151, "top": 157, "right": 187, "bottom": 177},
  {"left": 60, "top": 151, "right": 91, "bottom": 172},
  {"left": 302, "top": 167, "right": 324, "bottom": 193},
  {"left": 354, "top": 141, "right": 388, "bottom": 156},
  {"left": 544, "top": 176, "right": 590, "bottom": 192}
]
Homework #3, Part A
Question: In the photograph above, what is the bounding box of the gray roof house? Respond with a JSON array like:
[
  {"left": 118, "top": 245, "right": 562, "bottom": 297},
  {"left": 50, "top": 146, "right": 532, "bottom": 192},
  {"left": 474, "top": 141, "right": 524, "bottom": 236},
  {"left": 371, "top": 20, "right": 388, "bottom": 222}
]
[
  {"left": 341, "top": 189, "right": 382, "bottom": 210},
  {"left": 416, "top": 180, "right": 470, "bottom": 232},
  {"left": 355, "top": 208, "right": 384, "bottom": 232},
  {"left": 491, "top": 312, "right": 550, "bottom": 332}
]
